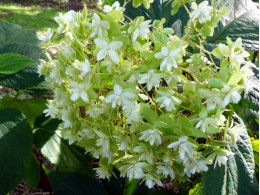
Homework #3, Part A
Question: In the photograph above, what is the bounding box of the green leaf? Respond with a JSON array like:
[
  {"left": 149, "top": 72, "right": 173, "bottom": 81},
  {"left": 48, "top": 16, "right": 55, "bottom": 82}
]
[
  {"left": 227, "top": 72, "right": 242, "bottom": 85},
  {"left": 202, "top": 126, "right": 259, "bottom": 195},
  {"left": 124, "top": 179, "right": 140, "bottom": 195},
  {"left": 208, "top": 78, "right": 224, "bottom": 88},
  {"left": 209, "top": 0, "right": 259, "bottom": 51},
  {"left": 0, "top": 96, "right": 47, "bottom": 125},
  {"left": 0, "top": 42, "right": 45, "bottom": 89},
  {"left": 40, "top": 133, "right": 95, "bottom": 178},
  {"left": 140, "top": 104, "right": 157, "bottom": 124},
  {"left": 24, "top": 153, "right": 40, "bottom": 190},
  {"left": 120, "top": 0, "right": 190, "bottom": 37},
  {"left": 0, "top": 53, "right": 35, "bottom": 74},
  {"left": 189, "top": 181, "right": 203, "bottom": 195},
  {"left": 33, "top": 114, "right": 62, "bottom": 148},
  {"left": 0, "top": 21, "right": 39, "bottom": 47},
  {"left": 0, "top": 108, "right": 33, "bottom": 195},
  {"left": 251, "top": 139, "right": 259, "bottom": 167},
  {"left": 47, "top": 171, "right": 108, "bottom": 195}
]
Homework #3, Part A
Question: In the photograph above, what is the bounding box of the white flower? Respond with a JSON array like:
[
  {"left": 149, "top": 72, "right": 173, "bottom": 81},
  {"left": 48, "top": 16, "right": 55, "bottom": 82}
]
[
  {"left": 156, "top": 164, "right": 175, "bottom": 179},
  {"left": 144, "top": 174, "right": 163, "bottom": 189},
  {"left": 154, "top": 47, "right": 182, "bottom": 71},
  {"left": 101, "top": 59, "right": 114, "bottom": 73},
  {"left": 168, "top": 136, "right": 197, "bottom": 162},
  {"left": 138, "top": 69, "right": 165, "bottom": 91},
  {"left": 132, "top": 18, "right": 151, "bottom": 41},
  {"left": 95, "top": 165, "right": 111, "bottom": 179},
  {"left": 49, "top": 60, "right": 64, "bottom": 85},
  {"left": 62, "top": 45, "right": 75, "bottom": 61},
  {"left": 133, "top": 145, "right": 154, "bottom": 164},
  {"left": 80, "top": 59, "right": 91, "bottom": 77},
  {"left": 61, "top": 108, "right": 74, "bottom": 128},
  {"left": 43, "top": 100, "right": 59, "bottom": 118},
  {"left": 38, "top": 28, "right": 53, "bottom": 43},
  {"left": 139, "top": 128, "right": 163, "bottom": 146},
  {"left": 62, "top": 130, "right": 80, "bottom": 145},
  {"left": 120, "top": 161, "right": 147, "bottom": 180},
  {"left": 214, "top": 151, "right": 234, "bottom": 168},
  {"left": 183, "top": 157, "right": 210, "bottom": 177},
  {"left": 103, "top": 1, "right": 125, "bottom": 13},
  {"left": 195, "top": 110, "right": 218, "bottom": 133},
  {"left": 95, "top": 130, "right": 110, "bottom": 158},
  {"left": 122, "top": 102, "right": 141, "bottom": 124},
  {"left": 155, "top": 93, "right": 181, "bottom": 112},
  {"left": 94, "top": 38, "right": 123, "bottom": 64},
  {"left": 199, "top": 89, "right": 225, "bottom": 110},
  {"left": 70, "top": 81, "right": 90, "bottom": 102},
  {"left": 105, "top": 84, "right": 136, "bottom": 108},
  {"left": 86, "top": 13, "right": 110, "bottom": 37},
  {"left": 221, "top": 86, "right": 241, "bottom": 106},
  {"left": 190, "top": 1, "right": 213, "bottom": 23},
  {"left": 54, "top": 11, "right": 79, "bottom": 33}
]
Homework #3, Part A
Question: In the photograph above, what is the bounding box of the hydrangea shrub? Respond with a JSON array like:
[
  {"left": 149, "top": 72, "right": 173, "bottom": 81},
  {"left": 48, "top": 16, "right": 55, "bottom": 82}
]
[{"left": 38, "top": 1, "right": 253, "bottom": 188}]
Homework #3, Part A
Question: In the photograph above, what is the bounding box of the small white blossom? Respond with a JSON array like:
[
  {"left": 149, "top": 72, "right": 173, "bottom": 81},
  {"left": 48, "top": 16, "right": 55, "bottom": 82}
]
[
  {"left": 195, "top": 110, "right": 218, "bottom": 133},
  {"left": 132, "top": 18, "right": 151, "bottom": 41},
  {"left": 154, "top": 47, "right": 182, "bottom": 71},
  {"left": 70, "top": 81, "right": 90, "bottom": 102},
  {"left": 190, "top": 1, "right": 213, "bottom": 23},
  {"left": 38, "top": 28, "right": 53, "bottom": 43},
  {"left": 221, "top": 86, "right": 241, "bottom": 106},
  {"left": 122, "top": 102, "right": 141, "bottom": 124},
  {"left": 54, "top": 11, "right": 79, "bottom": 33},
  {"left": 133, "top": 145, "right": 154, "bottom": 164},
  {"left": 95, "top": 165, "right": 111, "bottom": 179},
  {"left": 61, "top": 108, "right": 74, "bottom": 128},
  {"left": 199, "top": 89, "right": 225, "bottom": 110},
  {"left": 144, "top": 174, "right": 163, "bottom": 189},
  {"left": 105, "top": 84, "right": 136, "bottom": 108},
  {"left": 86, "top": 13, "right": 110, "bottom": 37},
  {"left": 214, "top": 151, "right": 234, "bottom": 168},
  {"left": 155, "top": 92, "right": 181, "bottom": 112},
  {"left": 43, "top": 100, "right": 60, "bottom": 118},
  {"left": 120, "top": 161, "right": 147, "bottom": 180},
  {"left": 94, "top": 38, "right": 123, "bottom": 64},
  {"left": 184, "top": 157, "right": 210, "bottom": 177},
  {"left": 168, "top": 136, "right": 197, "bottom": 162},
  {"left": 138, "top": 70, "right": 165, "bottom": 91},
  {"left": 139, "top": 128, "right": 163, "bottom": 146},
  {"left": 103, "top": 1, "right": 125, "bottom": 13},
  {"left": 156, "top": 164, "right": 175, "bottom": 179}
]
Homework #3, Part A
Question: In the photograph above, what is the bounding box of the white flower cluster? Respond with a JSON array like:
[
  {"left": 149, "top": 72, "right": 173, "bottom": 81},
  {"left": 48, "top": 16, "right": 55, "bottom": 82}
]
[{"left": 38, "top": 1, "right": 252, "bottom": 188}]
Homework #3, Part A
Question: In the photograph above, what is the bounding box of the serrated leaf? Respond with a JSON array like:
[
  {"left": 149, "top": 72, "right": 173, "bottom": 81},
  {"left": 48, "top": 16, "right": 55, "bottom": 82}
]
[
  {"left": 0, "top": 53, "right": 35, "bottom": 74},
  {"left": 202, "top": 125, "right": 259, "bottom": 195},
  {"left": 47, "top": 171, "right": 108, "bottom": 195},
  {"left": 0, "top": 108, "right": 33, "bottom": 195},
  {"left": 209, "top": 0, "right": 259, "bottom": 51},
  {"left": 41, "top": 133, "right": 95, "bottom": 178},
  {"left": 0, "top": 21, "right": 38, "bottom": 47}
]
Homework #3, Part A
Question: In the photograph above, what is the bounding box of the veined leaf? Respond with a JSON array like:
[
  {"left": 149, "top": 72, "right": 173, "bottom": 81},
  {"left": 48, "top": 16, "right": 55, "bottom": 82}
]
[
  {"left": 208, "top": 0, "right": 259, "bottom": 51},
  {"left": 47, "top": 171, "right": 108, "bottom": 195},
  {"left": 0, "top": 21, "right": 38, "bottom": 47},
  {"left": 0, "top": 108, "right": 33, "bottom": 194},
  {"left": 0, "top": 53, "right": 35, "bottom": 74},
  {"left": 202, "top": 125, "right": 259, "bottom": 195}
]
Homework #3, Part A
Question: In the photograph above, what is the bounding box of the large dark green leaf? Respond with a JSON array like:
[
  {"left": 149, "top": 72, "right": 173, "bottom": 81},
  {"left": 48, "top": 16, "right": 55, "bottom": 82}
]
[
  {"left": 0, "top": 65, "right": 44, "bottom": 89},
  {"left": 202, "top": 125, "right": 259, "bottom": 195},
  {"left": 0, "top": 21, "right": 38, "bottom": 47},
  {"left": 0, "top": 96, "right": 47, "bottom": 125},
  {"left": 24, "top": 153, "right": 41, "bottom": 190},
  {"left": 0, "top": 42, "right": 45, "bottom": 89},
  {"left": 208, "top": 0, "right": 259, "bottom": 51},
  {"left": 47, "top": 171, "right": 108, "bottom": 195},
  {"left": 120, "top": 0, "right": 190, "bottom": 37},
  {"left": 0, "top": 108, "right": 33, "bottom": 194},
  {"left": 0, "top": 53, "right": 35, "bottom": 74},
  {"left": 40, "top": 132, "right": 95, "bottom": 178}
]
